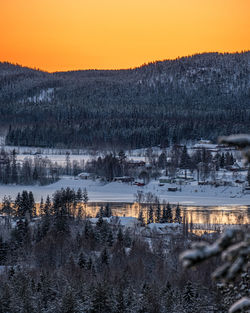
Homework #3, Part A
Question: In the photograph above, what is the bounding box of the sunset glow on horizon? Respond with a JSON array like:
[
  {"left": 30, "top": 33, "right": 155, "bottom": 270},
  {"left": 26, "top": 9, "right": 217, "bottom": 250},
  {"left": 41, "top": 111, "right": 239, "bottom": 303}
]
[{"left": 1, "top": 0, "right": 250, "bottom": 72}]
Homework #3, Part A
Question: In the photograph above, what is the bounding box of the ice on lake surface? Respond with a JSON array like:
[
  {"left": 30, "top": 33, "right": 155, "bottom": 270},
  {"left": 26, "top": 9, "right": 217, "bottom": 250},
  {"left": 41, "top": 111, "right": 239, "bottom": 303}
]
[{"left": 81, "top": 202, "right": 250, "bottom": 228}]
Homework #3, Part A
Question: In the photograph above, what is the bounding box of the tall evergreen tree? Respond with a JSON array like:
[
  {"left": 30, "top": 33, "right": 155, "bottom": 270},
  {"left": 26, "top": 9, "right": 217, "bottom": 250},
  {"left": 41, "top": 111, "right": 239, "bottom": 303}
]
[
  {"left": 166, "top": 202, "right": 173, "bottom": 223},
  {"left": 148, "top": 205, "right": 154, "bottom": 224},
  {"left": 155, "top": 203, "right": 161, "bottom": 223},
  {"left": 175, "top": 204, "right": 182, "bottom": 223}
]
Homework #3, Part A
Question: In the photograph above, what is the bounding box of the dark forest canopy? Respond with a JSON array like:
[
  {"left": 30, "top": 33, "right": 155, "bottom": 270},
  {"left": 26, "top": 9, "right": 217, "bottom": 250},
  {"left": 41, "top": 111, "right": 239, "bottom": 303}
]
[{"left": 0, "top": 52, "right": 250, "bottom": 148}]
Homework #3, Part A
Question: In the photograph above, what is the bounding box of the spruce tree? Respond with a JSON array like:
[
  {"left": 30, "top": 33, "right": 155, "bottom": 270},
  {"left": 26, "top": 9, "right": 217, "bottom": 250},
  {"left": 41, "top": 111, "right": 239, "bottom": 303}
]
[
  {"left": 148, "top": 205, "right": 154, "bottom": 224},
  {"left": 61, "top": 288, "right": 77, "bottom": 313},
  {"left": 14, "top": 193, "right": 21, "bottom": 217},
  {"left": 19, "top": 190, "right": 30, "bottom": 219},
  {"left": 1, "top": 196, "right": 13, "bottom": 216},
  {"left": 76, "top": 188, "right": 83, "bottom": 202},
  {"left": 91, "top": 283, "right": 111, "bottom": 313},
  {"left": 11, "top": 149, "right": 18, "bottom": 184},
  {"left": 78, "top": 252, "right": 86, "bottom": 269},
  {"left": 44, "top": 195, "right": 51, "bottom": 216},
  {"left": 39, "top": 197, "right": 44, "bottom": 216},
  {"left": 100, "top": 247, "right": 109, "bottom": 265},
  {"left": 117, "top": 227, "right": 124, "bottom": 244},
  {"left": 104, "top": 203, "right": 112, "bottom": 217},
  {"left": 28, "top": 191, "right": 36, "bottom": 217},
  {"left": 166, "top": 202, "right": 173, "bottom": 223},
  {"left": 174, "top": 204, "right": 182, "bottom": 223},
  {"left": 107, "top": 230, "right": 114, "bottom": 247},
  {"left": 161, "top": 204, "right": 167, "bottom": 223},
  {"left": 138, "top": 210, "right": 145, "bottom": 226},
  {"left": 155, "top": 203, "right": 161, "bottom": 223},
  {"left": 247, "top": 166, "right": 250, "bottom": 186},
  {"left": 96, "top": 206, "right": 104, "bottom": 218},
  {"left": 183, "top": 281, "right": 197, "bottom": 313},
  {"left": 83, "top": 188, "right": 89, "bottom": 207}
]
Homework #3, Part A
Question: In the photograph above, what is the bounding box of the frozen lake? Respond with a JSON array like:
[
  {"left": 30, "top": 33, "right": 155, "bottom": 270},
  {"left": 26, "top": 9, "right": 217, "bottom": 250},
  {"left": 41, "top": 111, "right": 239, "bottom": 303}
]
[
  {"left": 0, "top": 176, "right": 250, "bottom": 206},
  {"left": 82, "top": 202, "right": 250, "bottom": 228}
]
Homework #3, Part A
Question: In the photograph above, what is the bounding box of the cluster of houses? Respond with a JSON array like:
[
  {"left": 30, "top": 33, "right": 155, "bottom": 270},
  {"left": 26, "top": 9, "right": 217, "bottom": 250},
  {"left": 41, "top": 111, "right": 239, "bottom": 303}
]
[{"left": 77, "top": 140, "right": 249, "bottom": 192}]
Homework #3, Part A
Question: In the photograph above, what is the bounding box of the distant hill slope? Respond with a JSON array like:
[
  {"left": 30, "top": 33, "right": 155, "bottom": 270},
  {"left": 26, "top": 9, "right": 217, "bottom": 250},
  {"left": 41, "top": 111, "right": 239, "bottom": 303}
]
[{"left": 0, "top": 52, "right": 250, "bottom": 148}]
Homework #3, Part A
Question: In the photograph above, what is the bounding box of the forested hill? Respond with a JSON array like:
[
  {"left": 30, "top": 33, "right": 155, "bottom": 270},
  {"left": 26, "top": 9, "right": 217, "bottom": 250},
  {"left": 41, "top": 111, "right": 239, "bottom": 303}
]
[{"left": 1, "top": 52, "right": 250, "bottom": 148}]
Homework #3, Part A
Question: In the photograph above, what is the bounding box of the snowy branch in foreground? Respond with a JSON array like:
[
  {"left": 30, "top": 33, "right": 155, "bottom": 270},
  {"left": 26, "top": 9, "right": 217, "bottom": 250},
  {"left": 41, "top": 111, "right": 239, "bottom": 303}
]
[
  {"left": 229, "top": 297, "right": 250, "bottom": 313},
  {"left": 180, "top": 134, "right": 250, "bottom": 313},
  {"left": 180, "top": 228, "right": 248, "bottom": 275},
  {"left": 180, "top": 227, "right": 250, "bottom": 311}
]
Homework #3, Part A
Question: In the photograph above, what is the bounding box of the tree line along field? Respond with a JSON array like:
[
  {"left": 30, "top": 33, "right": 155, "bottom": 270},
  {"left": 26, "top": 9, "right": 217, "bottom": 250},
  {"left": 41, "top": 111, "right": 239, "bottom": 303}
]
[
  {"left": 0, "top": 141, "right": 246, "bottom": 185},
  {"left": 0, "top": 52, "right": 250, "bottom": 149}
]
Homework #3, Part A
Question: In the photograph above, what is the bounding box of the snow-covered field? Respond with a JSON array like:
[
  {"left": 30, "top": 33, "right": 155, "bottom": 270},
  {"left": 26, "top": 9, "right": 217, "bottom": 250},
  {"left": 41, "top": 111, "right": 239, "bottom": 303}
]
[
  {"left": 0, "top": 177, "right": 250, "bottom": 206},
  {"left": 0, "top": 146, "right": 146, "bottom": 165}
]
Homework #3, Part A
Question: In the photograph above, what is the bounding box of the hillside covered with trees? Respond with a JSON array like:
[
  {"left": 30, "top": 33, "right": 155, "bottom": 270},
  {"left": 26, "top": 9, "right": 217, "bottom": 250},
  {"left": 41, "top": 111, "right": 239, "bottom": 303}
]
[{"left": 1, "top": 52, "right": 250, "bottom": 148}]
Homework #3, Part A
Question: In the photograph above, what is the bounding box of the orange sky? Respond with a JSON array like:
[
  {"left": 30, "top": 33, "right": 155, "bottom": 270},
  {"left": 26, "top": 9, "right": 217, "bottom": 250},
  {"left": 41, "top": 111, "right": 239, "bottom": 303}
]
[{"left": 1, "top": 0, "right": 249, "bottom": 72}]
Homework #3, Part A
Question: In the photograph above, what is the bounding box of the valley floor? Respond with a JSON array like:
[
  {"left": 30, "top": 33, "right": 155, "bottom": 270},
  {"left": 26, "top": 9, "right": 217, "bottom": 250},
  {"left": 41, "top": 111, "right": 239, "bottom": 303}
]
[{"left": 0, "top": 176, "right": 250, "bottom": 206}]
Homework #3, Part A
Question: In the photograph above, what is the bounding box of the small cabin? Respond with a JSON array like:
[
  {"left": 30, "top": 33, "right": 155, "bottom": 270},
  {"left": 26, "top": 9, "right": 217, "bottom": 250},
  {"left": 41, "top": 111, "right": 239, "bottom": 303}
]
[
  {"left": 113, "top": 176, "right": 134, "bottom": 183},
  {"left": 159, "top": 176, "right": 172, "bottom": 184},
  {"left": 244, "top": 186, "right": 250, "bottom": 194},
  {"left": 168, "top": 187, "right": 178, "bottom": 192},
  {"left": 78, "top": 172, "right": 91, "bottom": 180},
  {"left": 227, "top": 161, "right": 245, "bottom": 172},
  {"left": 127, "top": 161, "right": 146, "bottom": 168}
]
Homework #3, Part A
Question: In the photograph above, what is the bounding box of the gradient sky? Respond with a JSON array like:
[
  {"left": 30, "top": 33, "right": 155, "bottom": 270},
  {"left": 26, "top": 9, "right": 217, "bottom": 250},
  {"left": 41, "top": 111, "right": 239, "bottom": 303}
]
[{"left": 1, "top": 0, "right": 250, "bottom": 72}]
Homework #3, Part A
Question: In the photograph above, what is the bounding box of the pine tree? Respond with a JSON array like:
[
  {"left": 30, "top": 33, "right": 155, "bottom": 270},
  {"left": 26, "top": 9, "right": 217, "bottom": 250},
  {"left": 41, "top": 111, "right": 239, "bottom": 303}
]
[
  {"left": 14, "top": 192, "right": 21, "bottom": 217},
  {"left": 183, "top": 281, "right": 197, "bottom": 313},
  {"left": 166, "top": 202, "right": 173, "bottom": 223},
  {"left": 161, "top": 204, "right": 167, "bottom": 223},
  {"left": 115, "top": 287, "right": 125, "bottom": 313},
  {"left": 32, "top": 166, "right": 39, "bottom": 182},
  {"left": 175, "top": 204, "right": 182, "bottom": 223},
  {"left": 138, "top": 210, "right": 145, "bottom": 226},
  {"left": 155, "top": 203, "right": 161, "bottom": 223},
  {"left": 104, "top": 203, "right": 112, "bottom": 217},
  {"left": 11, "top": 149, "right": 18, "bottom": 184},
  {"left": 0, "top": 282, "right": 11, "bottom": 313},
  {"left": 107, "top": 230, "right": 114, "bottom": 247},
  {"left": 148, "top": 205, "right": 154, "bottom": 224},
  {"left": 78, "top": 252, "right": 86, "bottom": 269},
  {"left": 1, "top": 196, "right": 13, "bottom": 216},
  {"left": 83, "top": 188, "right": 89, "bottom": 207},
  {"left": 76, "top": 188, "right": 83, "bottom": 202},
  {"left": 61, "top": 288, "right": 77, "bottom": 313},
  {"left": 117, "top": 227, "right": 124, "bottom": 244},
  {"left": 180, "top": 145, "right": 191, "bottom": 178},
  {"left": 18, "top": 190, "right": 30, "bottom": 219},
  {"left": 0, "top": 236, "right": 8, "bottom": 265},
  {"left": 92, "top": 283, "right": 112, "bottom": 313},
  {"left": 220, "top": 153, "right": 225, "bottom": 168},
  {"left": 96, "top": 206, "right": 104, "bottom": 218},
  {"left": 123, "top": 228, "right": 132, "bottom": 247},
  {"left": 118, "top": 150, "right": 126, "bottom": 163},
  {"left": 247, "top": 166, "right": 250, "bottom": 186},
  {"left": 162, "top": 281, "right": 174, "bottom": 311},
  {"left": 96, "top": 214, "right": 104, "bottom": 228},
  {"left": 100, "top": 247, "right": 109, "bottom": 266},
  {"left": 39, "top": 197, "right": 44, "bottom": 216},
  {"left": 44, "top": 195, "right": 51, "bottom": 216},
  {"left": 28, "top": 191, "right": 36, "bottom": 217},
  {"left": 65, "top": 152, "right": 71, "bottom": 176},
  {"left": 0, "top": 196, "right": 12, "bottom": 229},
  {"left": 158, "top": 151, "right": 167, "bottom": 169}
]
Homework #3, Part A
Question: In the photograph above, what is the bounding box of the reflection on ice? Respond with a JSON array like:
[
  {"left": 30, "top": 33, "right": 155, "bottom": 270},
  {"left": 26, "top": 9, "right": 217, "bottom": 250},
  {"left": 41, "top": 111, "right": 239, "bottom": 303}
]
[{"left": 83, "top": 202, "right": 250, "bottom": 227}]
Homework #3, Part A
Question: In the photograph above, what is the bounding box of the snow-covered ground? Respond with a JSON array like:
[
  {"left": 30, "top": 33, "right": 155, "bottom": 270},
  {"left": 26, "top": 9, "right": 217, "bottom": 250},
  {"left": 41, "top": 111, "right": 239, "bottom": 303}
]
[
  {"left": 0, "top": 146, "right": 146, "bottom": 165},
  {"left": 0, "top": 177, "right": 250, "bottom": 206}
]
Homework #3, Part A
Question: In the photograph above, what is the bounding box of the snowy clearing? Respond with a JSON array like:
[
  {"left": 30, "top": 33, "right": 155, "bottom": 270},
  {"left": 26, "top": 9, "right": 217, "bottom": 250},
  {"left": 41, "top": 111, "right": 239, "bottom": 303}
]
[{"left": 0, "top": 177, "right": 250, "bottom": 206}]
